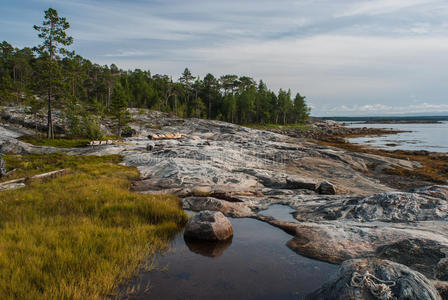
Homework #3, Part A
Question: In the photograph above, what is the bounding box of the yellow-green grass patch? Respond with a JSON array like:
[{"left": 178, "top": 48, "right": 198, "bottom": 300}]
[{"left": 0, "top": 154, "right": 187, "bottom": 299}]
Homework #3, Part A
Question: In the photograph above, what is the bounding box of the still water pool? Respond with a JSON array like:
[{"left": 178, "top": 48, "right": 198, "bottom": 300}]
[{"left": 125, "top": 216, "right": 337, "bottom": 300}]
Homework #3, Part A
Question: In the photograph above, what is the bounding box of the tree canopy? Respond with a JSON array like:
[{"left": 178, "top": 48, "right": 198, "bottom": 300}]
[{"left": 0, "top": 8, "right": 311, "bottom": 134}]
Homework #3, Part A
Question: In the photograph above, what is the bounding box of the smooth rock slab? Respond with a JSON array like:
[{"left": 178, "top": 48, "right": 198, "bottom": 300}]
[
  {"left": 308, "top": 258, "right": 442, "bottom": 300},
  {"left": 182, "top": 197, "right": 255, "bottom": 218},
  {"left": 184, "top": 210, "right": 234, "bottom": 241}
]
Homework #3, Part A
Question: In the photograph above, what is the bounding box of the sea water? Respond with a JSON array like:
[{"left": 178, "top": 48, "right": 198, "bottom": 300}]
[{"left": 346, "top": 121, "right": 448, "bottom": 153}]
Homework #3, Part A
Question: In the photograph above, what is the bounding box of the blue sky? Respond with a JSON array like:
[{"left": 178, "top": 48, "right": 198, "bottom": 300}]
[{"left": 1, "top": 0, "right": 448, "bottom": 116}]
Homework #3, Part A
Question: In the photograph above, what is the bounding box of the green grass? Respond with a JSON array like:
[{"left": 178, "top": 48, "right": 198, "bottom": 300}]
[
  {"left": 1, "top": 153, "right": 122, "bottom": 182},
  {"left": 18, "top": 136, "right": 90, "bottom": 148},
  {"left": 0, "top": 154, "right": 188, "bottom": 299},
  {"left": 245, "top": 123, "right": 311, "bottom": 130}
]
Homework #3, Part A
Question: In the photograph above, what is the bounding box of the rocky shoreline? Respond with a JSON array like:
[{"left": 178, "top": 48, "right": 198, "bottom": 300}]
[
  {"left": 1, "top": 106, "right": 447, "bottom": 299},
  {"left": 252, "top": 120, "right": 406, "bottom": 140}
]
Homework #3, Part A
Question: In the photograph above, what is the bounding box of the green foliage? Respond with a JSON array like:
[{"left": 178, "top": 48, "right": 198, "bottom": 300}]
[
  {"left": 110, "top": 82, "right": 132, "bottom": 137},
  {"left": 33, "top": 8, "right": 74, "bottom": 139},
  {"left": 1, "top": 8, "right": 311, "bottom": 127},
  {"left": 66, "top": 99, "right": 103, "bottom": 140},
  {"left": 0, "top": 154, "right": 187, "bottom": 299},
  {"left": 293, "top": 92, "right": 311, "bottom": 124}
]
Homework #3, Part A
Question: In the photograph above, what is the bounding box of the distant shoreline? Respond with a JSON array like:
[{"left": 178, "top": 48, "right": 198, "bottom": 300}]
[
  {"left": 361, "top": 120, "right": 442, "bottom": 124},
  {"left": 319, "top": 116, "right": 448, "bottom": 124}
]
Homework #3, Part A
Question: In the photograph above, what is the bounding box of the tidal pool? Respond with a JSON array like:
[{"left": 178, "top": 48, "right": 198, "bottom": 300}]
[
  {"left": 124, "top": 217, "right": 338, "bottom": 299},
  {"left": 258, "top": 204, "right": 298, "bottom": 223}
]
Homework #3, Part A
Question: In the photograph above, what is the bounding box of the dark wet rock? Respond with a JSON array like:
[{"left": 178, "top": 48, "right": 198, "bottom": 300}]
[
  {"left": 285, "top": 175, "right": 318, "bottom": 190},
  {"left": 184, "top": 236, "right": 233, "bottom": 257},
  {"left": 121, "top": 126, "right": 136, "bottom": 137},
  {"left": 308, "top": 258, "right": 442, "bottom": 300},
  {"left": 184, "top": 210, "right": 234, "bottom": 241},
  {"left": 318, "top": 181, "right": 336, "bottom": 195},
  {"left": 432, "top": 281, "right": 448, "bottom": 299},
  {"left": 377, "top": 239, "right": 448, "bottom": 282},
  {"left": 146, "top": 142, "right": 155, "bottom": 151}
]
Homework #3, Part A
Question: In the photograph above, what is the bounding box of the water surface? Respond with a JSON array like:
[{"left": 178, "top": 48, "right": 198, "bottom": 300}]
[
  {"left": 125, "top": 217, "right": 337, "bottom": 299},
  {"left": 347, "top": 121, "right": 448, "bottom": 152},
  {"left": 258, "top": 204, "right": 298, "bottom": 223}
]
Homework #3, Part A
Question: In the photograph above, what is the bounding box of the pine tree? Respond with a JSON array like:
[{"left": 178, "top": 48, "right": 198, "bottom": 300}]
[
  {"left": 293, "top": 92, "right": 310, "bottom": 124},
  {"left": 110, "top": 83, "right": 131, "bottom": 137},
  {"left": 34, "top": 8, "right": 73, "bottom": 138}
]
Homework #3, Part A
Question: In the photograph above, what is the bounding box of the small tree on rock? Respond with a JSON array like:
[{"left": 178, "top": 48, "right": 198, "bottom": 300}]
[{"left": 110, "top": 82, "right": 131, "bottom": 137}]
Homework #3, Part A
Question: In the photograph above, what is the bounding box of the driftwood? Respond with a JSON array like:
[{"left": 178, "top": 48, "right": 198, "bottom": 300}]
[
  {"left": 0, "top": 168, "right": 69, "bottom": 191},
  {"left": 148, "top": 133, "right": 182, "bottom": 140},
  {"left": 88, "top": 140, "right": 119, "bottom": 146},
  {"left": 26, "top": 169, "right": 69, "bottom": 183},
  {"left": 2, "top": 168, "right": 18, "bottom": 178}
]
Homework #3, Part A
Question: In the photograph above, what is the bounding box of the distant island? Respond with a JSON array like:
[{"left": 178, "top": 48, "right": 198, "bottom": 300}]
[{"left": 321, "top": 115, "right": 448, "bottom": 124}]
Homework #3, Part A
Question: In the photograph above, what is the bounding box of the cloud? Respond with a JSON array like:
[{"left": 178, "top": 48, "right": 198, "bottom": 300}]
[
  {"left": 336, "top": 0, "right": 437, "bottom": 17},
  {"left": 322, "top": 102, "right": 448, "bottom": 116},
  {"left": 2, "top": 0, "right": 448, "bottom": 116}
]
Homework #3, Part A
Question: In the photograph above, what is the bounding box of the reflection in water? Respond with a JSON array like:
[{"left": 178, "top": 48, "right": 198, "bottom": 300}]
[
  {"left": 184, "top": 236, "right": 233, "bottom": 258},
  {"left": 124, "top": 218, "right": 338, "bottom": 300},
  {"left": 258, "top": 204, "right": 297, "bottom": 223}
]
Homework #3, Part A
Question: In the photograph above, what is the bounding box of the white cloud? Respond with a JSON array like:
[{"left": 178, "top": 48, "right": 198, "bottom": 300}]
[
  {"left": 336, "top": 0, "right": 436, "bottom": 17},
  {"left": 5, "top": 0, "right": 448, "bottom": 116},
  {"left": 322, "top": 102, "right": 448, "bottom": 116}
]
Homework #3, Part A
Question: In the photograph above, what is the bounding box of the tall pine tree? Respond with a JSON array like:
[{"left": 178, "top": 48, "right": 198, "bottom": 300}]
[
  {"left": 110, "top": 82, "right": 131, "bottom": 137},
  {"left": 34, "top": 8, "right": 73, "bottom": 138}
]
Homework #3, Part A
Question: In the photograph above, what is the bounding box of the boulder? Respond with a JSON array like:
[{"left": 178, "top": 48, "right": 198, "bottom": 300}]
[
  {"left": 286, "top": 175, "right": 318, "bottom": 190},
  {"left": 146, "top": 142, "right": 155, "bottom": 151},
  {"left": 318, "top": 181, "right": 336, "bottom": 195},
  {"left": 184, "top": 210, "right": 233, "bottom": 241},
  {"left": 308, "top": 258, "right": 442, "bottom": 300}
]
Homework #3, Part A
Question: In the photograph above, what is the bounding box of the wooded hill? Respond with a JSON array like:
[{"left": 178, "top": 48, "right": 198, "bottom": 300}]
[{"left": 0, "top": 9, "right": 310, "bottom": 138}]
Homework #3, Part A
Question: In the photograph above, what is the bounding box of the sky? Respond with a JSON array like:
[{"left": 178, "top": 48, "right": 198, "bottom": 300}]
[{"left": 1, "top": 0, "right": 448, "bottom": 116}]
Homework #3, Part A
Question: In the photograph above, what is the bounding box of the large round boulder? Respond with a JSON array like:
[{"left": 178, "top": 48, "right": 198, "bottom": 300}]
[
  {"left": 307, "top": 258, "right": 442, "bottom": 300},
  {"left": 184, "top": 210, "right": 233, "bottom": 241}
]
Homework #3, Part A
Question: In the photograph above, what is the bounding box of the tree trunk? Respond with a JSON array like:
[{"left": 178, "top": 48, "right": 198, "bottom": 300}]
[
  {"left": 48, "top": 21, "right": 55, "bottom": 139},
  {"left": 107, "top": 85, "right": 111, "bottom": 111},
  {"left": 47, "top": 89, "right": 53, "bottom": 139},
  {"left": 208, "top": 98, "right": 211, "bottom": 119}
]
